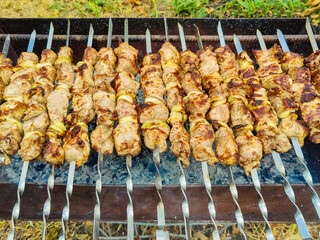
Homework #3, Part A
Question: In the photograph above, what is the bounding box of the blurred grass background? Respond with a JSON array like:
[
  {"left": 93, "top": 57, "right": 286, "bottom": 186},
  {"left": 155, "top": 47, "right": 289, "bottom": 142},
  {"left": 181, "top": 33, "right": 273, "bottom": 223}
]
[
  {"left": 0, "top": 220, "right": 319, "bottom": 239},
  {"left": 0, "top": 0, "right": 320, "bottom": 25}
]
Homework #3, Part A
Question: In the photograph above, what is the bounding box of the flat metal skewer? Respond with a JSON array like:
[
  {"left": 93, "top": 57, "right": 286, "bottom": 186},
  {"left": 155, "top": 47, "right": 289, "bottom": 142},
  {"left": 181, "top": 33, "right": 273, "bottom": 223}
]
[
  {"left": 93, "top": 17, "right": 113, "bottom": 240},
  {"left": 217, "top": 21, "right": 247, "bottom": 240},
  {"left": 59, "top": 24, "right": 94, "bottom": 240},
  {"left": 8, "top": 29, "right": 36, "bottom": 240},
  {"left": 124, "top": 18, "right": 134, "bottom": 240},
  {"left": 306, "top": 18, "right": 319, "bottom": 53},
  {"left": 145, "top": 28, "right": 168, "bottom": 240},
  {"left": 194, "top": 24, "right": 220, "bottom": 240},
  {"left": 257, "top": 29, "right": 311, "bottom": 240},
  {"left": 41, "top": 22, "right": 55, "bottom": 240},
  {"left": 2, "top": 34, "right": 10, "bottom": 58},
  {"left": 277, "top": 28, "right": 320, "bottom": 221},
  {"left": 233, "top": 33, "right": 274, "bottom": 240},
  {"left": 93, "top": 150, "right": 103, "bottom": 240},
  {"left": 175, "top": 22, "right": 191, "bottom": 240}
]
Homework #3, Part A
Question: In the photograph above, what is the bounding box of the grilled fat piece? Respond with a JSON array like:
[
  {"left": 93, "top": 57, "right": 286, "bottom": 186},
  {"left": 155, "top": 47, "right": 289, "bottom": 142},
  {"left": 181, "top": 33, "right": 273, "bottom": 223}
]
[
  {"left": 305, "top": 50, "right": 320, "bottom": 92},
  {"left": 138, "top": 53, "right": 170, "bottom": 153},
  {"left": 0, "top": 53, "right": 14, "bottom": 103},
  {"left": 282, "top": 51, "right": 320, "bottom": 143},
  {"left": 18, "top": 49, "right": 57, "bottom": 161},
  {"left": 159, "top": 41, "right": 190, "bottom": 167},
  {"left": 44, "top": 46, "right": 74, "bottom": 165},
  {"left": 214, "top": 45, "right": 262, "bottom": 175},
  {"left": 237, "top": 51, "right": 291, "bottom": 155},
  {"left": 180, "top": 48, "right": 218, "bottom": 166},
  {"left": 91, "top": 47, "right": 117, "bottom": 155},
  {"left": 112, "top": 42, "right": 141, "bottom": 157},
  {"left": 253, "top": 44, "right": 309, "bottom": 146},
  {"left": 63, "top": 47, "right": 98, "bottom": 168},
  {"left": 0, "top": 52, "right": 38, "bottom": 165}
]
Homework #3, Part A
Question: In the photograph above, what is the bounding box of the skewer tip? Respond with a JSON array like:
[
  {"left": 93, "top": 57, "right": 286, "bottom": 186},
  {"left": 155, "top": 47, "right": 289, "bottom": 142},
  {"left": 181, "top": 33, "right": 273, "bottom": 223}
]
[
  {"left": 124, "top": 18, "right": 129, "bottom": 43},
  {"left": 66, "top": 19, "right": 70, "bottom": 47},
  {"left": 306, "top": 17, "right": 311, "bottom": 28},
  {"left": 194, "top": 24, "right": 203, "bottom": 50},
  {"left": 276, "top": 29, "right": 282, "bottom": 35},
  {"left": 50, "top": 22, "right": 54, "bottom": 31},
  {"left": 233, "top": 34, "right": 243, "bottom": 54},
  {"left": 256, "top": 29, "right": 261, "bottom": 36}
]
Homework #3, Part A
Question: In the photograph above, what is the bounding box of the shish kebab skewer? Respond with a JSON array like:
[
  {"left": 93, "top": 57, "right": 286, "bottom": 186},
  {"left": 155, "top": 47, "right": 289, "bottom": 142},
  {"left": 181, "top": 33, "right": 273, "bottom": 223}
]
[
  {"left": 0, "top": 35, "right": 13, "bottom": 107},
  {"left": 233, "top": 34, "right": 277, "bottom": 240},
  {"left": 112, "top": 18, "right": 141, "bottom": 240},
  {"left": 59, "top": 24, "right": 97, "bottom": 240},
  {"left": 306, "top": 18, "right": 320, "bottom": 92},
  {"left": 0, "top": 35, "right": 13, "bottom": 164},
  {"left": 0, "top": 30, "right": 37, "bottom": 166},
  {"left": 178, "top": 23, "right": 220, "bottom": 239},
  {"left": 42, "top": 20, "right": 70, "bottom": 240},
  {"left": 216, "top": 22, "right": 247, "bottom": 239},
  {"left": 92, "top": 17, "right": 116, "bottom": 240},
  {"left": 141, "top": 28, "right": 169, "bottom": 239},
  {"left": 277, "top": 29, "right": 320, "bottom": 219},
  {"left": 255, "top": 29, "right": 311, "bottom": 239},
  {"left": 305, "top": 19, "right": 320, "bottom": 144},
  {"left": 7, "top": 30, "right": 37, "bottom": 240},
  {"left": 160, "top": 17, "right": 191, "bottom": 240}
]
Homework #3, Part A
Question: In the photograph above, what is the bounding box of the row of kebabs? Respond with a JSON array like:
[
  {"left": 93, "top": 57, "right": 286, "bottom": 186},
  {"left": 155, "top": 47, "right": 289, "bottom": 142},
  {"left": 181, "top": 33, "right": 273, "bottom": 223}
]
[{"left": 0, "top": 37, "right": 319, "bottom": 176}]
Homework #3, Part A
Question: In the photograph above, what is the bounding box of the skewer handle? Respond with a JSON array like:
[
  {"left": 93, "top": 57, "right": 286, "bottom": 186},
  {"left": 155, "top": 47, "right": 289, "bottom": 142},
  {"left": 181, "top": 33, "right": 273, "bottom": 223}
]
[
  {"left": 227, "top": 166, "right": 247, "bottom": 240},
  {"left": 153, "top": 148, "right": 169, "bottom": 240},
  {"left": 291, "top": 139, "right": 320, "bottom": 219},
  {"left": 178, "top": 160, "right": 191, "bottom": 240},
  {"left": 153, "top": 148, "right": 165, "bottom": 226},
  {"left": 42, "top": 165, "right": 55, "bottom": 240},
  {"left": 251, "top": 169, "right": 274, "bottom": 240},
  {"left": 271, "top": 151, "right": 311, "bottom": 239},
  {"left": 201, "top": 162, "right": 220, "bottom": 240},
  {"left": 59, "top": 160, "right": 76, "bottom": 240},
  {"left": 126, "top": 156, "right": 134, "bottom": 240},
  {"left": 93, "top": 150, "right": 103, "bottom": 240},
  {"left": 8, "top": 161, "right": 29, "bottom": 240}
]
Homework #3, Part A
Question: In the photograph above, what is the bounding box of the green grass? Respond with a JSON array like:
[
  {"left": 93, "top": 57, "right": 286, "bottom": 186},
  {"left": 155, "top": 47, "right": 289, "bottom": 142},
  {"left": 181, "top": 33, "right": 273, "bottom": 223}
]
[
  {"left": 169, "top": 0, "right": 209, "bottom": 17},
  {"left": 215, "top": 0, "right": 307, "bottom": 18}
]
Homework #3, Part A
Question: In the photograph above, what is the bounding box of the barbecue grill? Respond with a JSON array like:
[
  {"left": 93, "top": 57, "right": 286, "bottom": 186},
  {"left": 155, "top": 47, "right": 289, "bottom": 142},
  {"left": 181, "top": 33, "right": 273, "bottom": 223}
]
[{"left": 0, "top": 18, "right": 319, "bottom": 240}]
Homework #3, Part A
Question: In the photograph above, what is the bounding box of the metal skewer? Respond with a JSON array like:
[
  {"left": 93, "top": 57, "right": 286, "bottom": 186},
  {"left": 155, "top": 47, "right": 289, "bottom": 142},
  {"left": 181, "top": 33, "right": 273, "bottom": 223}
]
[
  {"left": 233, "top": 34, "right": 274, "bottom": 240},
  {"left": 59, "top": 24, "right": 94, "bottom": 240},
  {"left": 93, "top": 150, "right": 103, "bottom": 240},
  {"left": 93, "top": 17, "right": 113, "bottom": 240},
  {"left": 277, "top": 28, "right": 320, "bottom": 221},
  {"left": 7, "top": 29, "right": 36, "bottom": 240},
  {"left": 145, "top": 28, "right": 168, "bottom": 240},
  {"left": 124, "top": 18, "right": 134, "bottom": 240},
  {"left": 193, "top": 24, "right": 220, "bottom": 240},
  {"left": 303, "top": 18, "right": 320, "bottom": 239},
  {"left": 2, "top": 35, "right": 10, "bottom": 58},
  {"left": 306, "top": 18, "right": 319, "bottom": 53},
  {"left": 217, "top": 21, "right": 247, "bottom": 240},
  {"left": 257, "top": 29, "right": 311, "bottom": 240},
  {"left": 41, "top": 22, "right": 56, "bottom": 240},
  {"left": 171, "top": 21, "right": 190, "bottom": 240}
]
